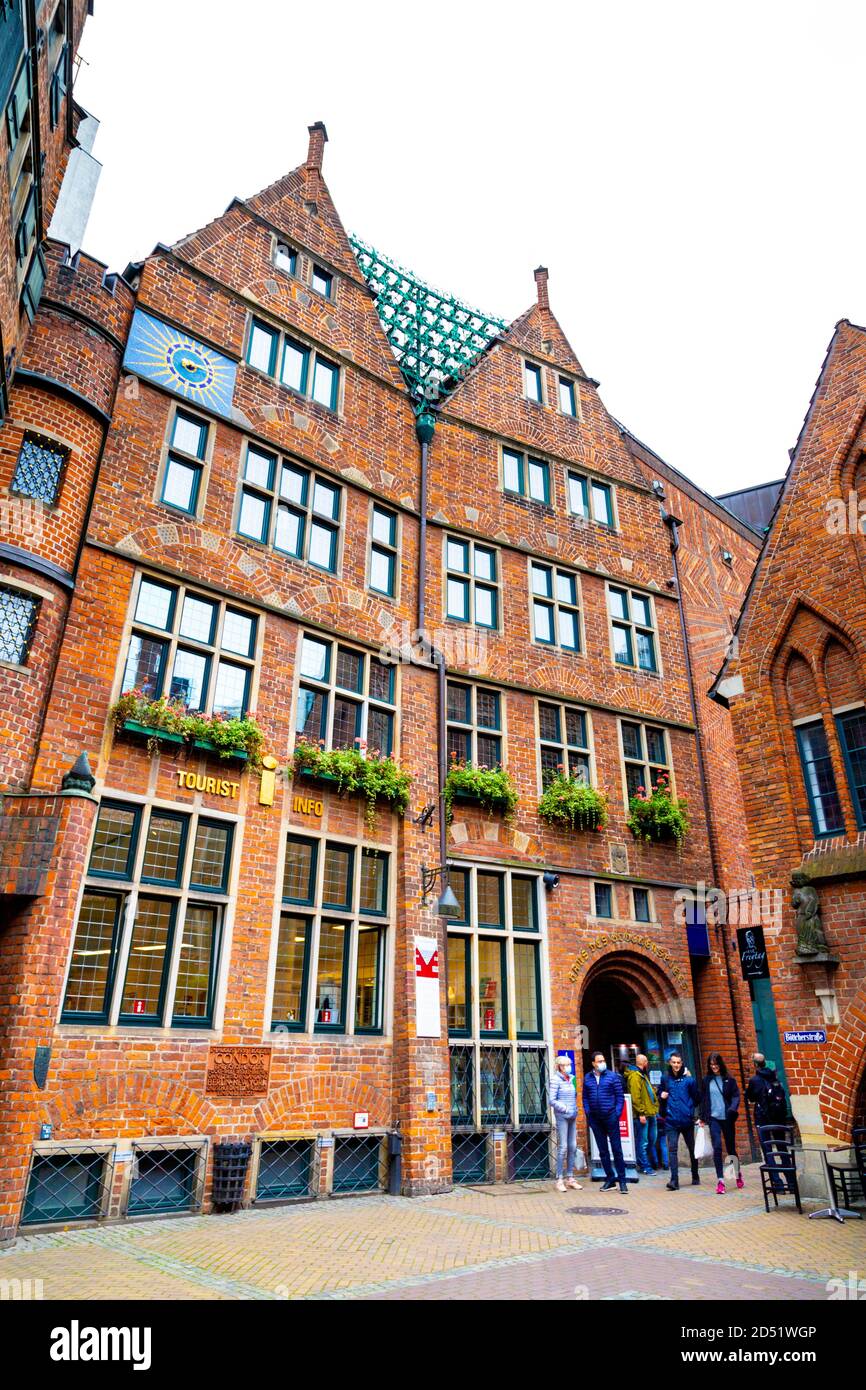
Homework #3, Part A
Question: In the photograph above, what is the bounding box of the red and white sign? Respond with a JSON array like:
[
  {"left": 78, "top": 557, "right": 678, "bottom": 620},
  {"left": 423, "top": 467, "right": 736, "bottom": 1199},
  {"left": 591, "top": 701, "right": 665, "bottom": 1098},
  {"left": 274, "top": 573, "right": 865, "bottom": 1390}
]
[
  {"left": 132, "top": 1000, "right": 146, "bottom": 1015},
  {"left": 414, "top": 936, "right": 440, "bottom": 1038},
  {"left": 353, "top": 1110, "right": 369, "bottom": 1130}
]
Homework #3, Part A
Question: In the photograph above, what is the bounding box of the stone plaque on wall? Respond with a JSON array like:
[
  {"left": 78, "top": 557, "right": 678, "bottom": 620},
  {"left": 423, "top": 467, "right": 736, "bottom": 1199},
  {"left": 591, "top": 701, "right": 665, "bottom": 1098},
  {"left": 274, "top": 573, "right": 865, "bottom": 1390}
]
[
  {"left": 610, "top": 843, "right": 629, "bottom": 875},
  {"left": 205, "top": 1046, "right": 272, "bottom": 1096}
]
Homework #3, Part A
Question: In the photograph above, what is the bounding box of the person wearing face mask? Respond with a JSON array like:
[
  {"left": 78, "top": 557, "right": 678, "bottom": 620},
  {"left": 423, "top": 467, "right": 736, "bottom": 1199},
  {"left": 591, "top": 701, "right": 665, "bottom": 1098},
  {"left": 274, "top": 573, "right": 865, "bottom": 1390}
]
[
  {"left": 582, "top": 1049, "right": 628, "bottom": 1194},
  {"left": 549, "top": 1054, "right": 583, "bottom": 1193},
  {"left": 659, "top": 1050, "right": 700, "bottom": 1190}
]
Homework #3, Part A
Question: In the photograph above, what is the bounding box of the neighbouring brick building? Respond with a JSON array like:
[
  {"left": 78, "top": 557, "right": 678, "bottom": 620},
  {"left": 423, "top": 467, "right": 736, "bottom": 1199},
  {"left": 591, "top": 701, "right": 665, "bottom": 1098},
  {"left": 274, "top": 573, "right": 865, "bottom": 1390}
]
[
  {"left": 0, "top": 113, "right": 774, "bottom": 1241},
  {"left": 713, "top": 318, "right": 866, "bottom": 1149}
]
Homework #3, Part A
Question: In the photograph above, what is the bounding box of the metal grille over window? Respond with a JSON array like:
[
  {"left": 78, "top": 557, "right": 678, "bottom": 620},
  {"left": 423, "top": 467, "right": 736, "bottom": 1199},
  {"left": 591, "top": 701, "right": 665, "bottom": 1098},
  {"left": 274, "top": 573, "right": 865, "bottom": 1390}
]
[
  {"left": 332, "top": 1135, "right": 383, "bottom": 1193},
  {"left": 256, "top": 1139, "right": 316, "bottom": 1201},
  {"left": 22, "top": 1148, "right": 113, "bottom": 1226},
  {"left": 450, "top": 1045, "right": 489, "bottom": 1184},
  {"left": 11, "top": 433, "right": 67, "bottom": 503},
  {"left": 479, "top": 1045, "right": 512, "bottom": 1125},
  {"left": 127, "top": 1144, "right": 203, "bottom": 1216},
  {"left": 0, "top": 584, "right": 38, "bottom": 664}
]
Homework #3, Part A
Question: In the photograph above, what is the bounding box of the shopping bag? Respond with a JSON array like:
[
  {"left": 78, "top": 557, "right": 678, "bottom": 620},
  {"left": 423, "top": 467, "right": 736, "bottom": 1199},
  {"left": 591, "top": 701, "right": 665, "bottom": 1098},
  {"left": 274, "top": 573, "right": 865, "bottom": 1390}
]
[
  {"left": 693, "top": 1123, "right": 710, "bottom": 1160},
  {"left": 575, "top": 1146, "right": 587, "bottom": 1174}
]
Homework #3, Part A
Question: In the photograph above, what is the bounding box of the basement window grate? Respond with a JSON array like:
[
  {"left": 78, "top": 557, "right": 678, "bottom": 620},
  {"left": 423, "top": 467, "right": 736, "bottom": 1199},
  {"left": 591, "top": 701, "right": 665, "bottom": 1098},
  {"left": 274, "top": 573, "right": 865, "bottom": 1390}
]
[
  {"left": 21, "top": 1148, "right": 112, "bottom": 1226},
  {"left": 256, "top": 1139, "right": 316, "bottom": 1201},
  {"left": 127, "top": 1144, "right": 202, "bottom": 1216},
  {"left": 332, "top": 1135, "right": 382, "bottom": 1194}
]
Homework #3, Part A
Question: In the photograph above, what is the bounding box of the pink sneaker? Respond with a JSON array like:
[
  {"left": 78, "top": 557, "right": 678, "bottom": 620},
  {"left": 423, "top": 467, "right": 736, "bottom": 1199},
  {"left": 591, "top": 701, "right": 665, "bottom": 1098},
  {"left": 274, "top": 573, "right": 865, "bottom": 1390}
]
[
  {"left": 736, "top": 1174, "right": 744, "bottom": 1190},
  {"left": 716, "top": 1180, "right": 726, "bottom": 1194}
]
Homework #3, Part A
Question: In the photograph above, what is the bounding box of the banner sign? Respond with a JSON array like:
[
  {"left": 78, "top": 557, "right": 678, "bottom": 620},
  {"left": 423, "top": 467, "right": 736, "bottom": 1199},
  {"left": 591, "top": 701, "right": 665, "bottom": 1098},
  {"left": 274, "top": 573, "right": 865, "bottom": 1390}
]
[
  {"left": 123, "top": 309, "right": 238, "bottom": 419},
  {"left": 783, "top": 1029, "right": 827, "bottom": 1044},
  {"left": 736, "top": 926, "right": 770, "bottom": 980},
  {"left": 414, "top": 936, "right": 440, "bottom": 1038}
]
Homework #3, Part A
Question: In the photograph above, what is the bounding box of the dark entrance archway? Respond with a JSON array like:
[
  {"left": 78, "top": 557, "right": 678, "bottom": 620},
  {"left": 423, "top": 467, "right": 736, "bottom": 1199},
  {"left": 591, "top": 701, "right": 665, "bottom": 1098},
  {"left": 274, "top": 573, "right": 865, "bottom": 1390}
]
[
  {"left": 580, "top": 974, "right": 637, "bottom": 1070},
  {"left": 577, "top": 950, "right": 699, "bottom": 1080}
]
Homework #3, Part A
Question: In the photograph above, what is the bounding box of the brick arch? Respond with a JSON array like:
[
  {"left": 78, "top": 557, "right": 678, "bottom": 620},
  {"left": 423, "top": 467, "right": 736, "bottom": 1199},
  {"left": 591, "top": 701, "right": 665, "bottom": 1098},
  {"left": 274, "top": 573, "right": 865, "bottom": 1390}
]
[
  {"left": 762, "top": 594, "right": 865, "bottom": 687},
  {"left": 255, "top": 1073, "right": 390, "bottom": 1130},
  {"left": 45, "top": 1072, "right": 220, "bottom": 1140},
  {"left": 783, "top": 650, "right": 819, "bottom": 719},
  {"left": 578, "top": 947, "right": 686, "bottom": 1016},
  {"left": 447, "top": 815, "right": 543, "bottom": 861},
  {"left": 823, "top": 638, "right": 863, "bottom": 708},
  {"left": 817, "top": 983, "right": 866, "bottom": 1140},
  {"left": 115, "top": 525, "right": 285, "bottom": 609}
]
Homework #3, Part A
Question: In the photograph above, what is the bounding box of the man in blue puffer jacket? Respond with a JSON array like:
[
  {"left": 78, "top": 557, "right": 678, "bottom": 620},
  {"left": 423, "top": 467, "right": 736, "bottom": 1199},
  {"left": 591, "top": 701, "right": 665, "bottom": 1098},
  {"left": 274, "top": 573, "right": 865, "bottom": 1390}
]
[
  {"left": 659, "top": 1051, "right": 700, "bottom": 1190},
  {"left": 582, "top": 1049, "right": 628, "bottom": 1194}
]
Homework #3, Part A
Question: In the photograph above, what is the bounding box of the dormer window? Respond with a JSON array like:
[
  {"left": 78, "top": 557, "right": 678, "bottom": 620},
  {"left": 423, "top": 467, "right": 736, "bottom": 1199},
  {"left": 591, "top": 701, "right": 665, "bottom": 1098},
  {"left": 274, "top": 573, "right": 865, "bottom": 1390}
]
[{"left": 274, "top": 243, "right": 297, "bottom": 276}]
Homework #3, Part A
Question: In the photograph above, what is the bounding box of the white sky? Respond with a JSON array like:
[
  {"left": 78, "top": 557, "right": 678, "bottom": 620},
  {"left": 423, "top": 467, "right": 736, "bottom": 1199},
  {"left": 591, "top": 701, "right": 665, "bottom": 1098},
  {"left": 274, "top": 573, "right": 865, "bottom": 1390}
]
[{"left": 73, "top": 1, "right": 866, "bottom": 496}]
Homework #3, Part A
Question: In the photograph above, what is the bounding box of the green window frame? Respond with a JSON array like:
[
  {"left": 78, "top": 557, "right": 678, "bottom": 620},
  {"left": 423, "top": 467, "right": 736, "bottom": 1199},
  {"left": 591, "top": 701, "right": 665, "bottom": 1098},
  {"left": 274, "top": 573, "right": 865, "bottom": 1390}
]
[
  {"left": 608, "top": 586, "right": 658, "bottom": 672},
  {"left": 538, "top": 700, "right": 591, "bottom": 788},
  {"left": 236, "top": 440, "right": 342, "bottom": 574},
  {"left": 295, "top": 632, "right": 396, "bottom": 756},
  {"left": 446, "top": 680, "right": 503, "bottom": 768},
  {"left": 369, "top": 504, "right": 397, "bottom": 597},
  {"left": 530, "top": 562, "right": 581, "bottom": 650},
  {"left": 117, "top": 895, "right": 179, "bottom": 1026},
  {"left": 477, "top": 936, "right": 508, "bottom": 1038},
  {"left": 274, "top": 242, "right": 297, "bottom": 276},
  {"left": 503, "top": 447, "right": 551, "bottom": 504},
  {"left": 172, "top": 902, "right": 222, "bottom": 1027},
  {"left": 312, "top": 265, "right": 333, "bottom": 298},
  {"left": 282, "top": 835, "right": 319, "bottom": 905},
  {"left": 271, "top": 914, "right": 312, "bottom": 1032},
  {"left": 87, "top": 800, "right": 142, "bottom": 881},
  {"left": 795, "top": 720, "right": 844, "bottom": 838},
  {"left": 447, "top": 933, "right": 472, "bottom": 1037},
  {"left": 313, "top": 918, "right": 351, "bottom": 1033},
  {"left": 567, "top": 469, "right": 615, "bottom": 527},
  {"left": 354, "top": 925, "right": 385, "bottom": 1033},
  {"left": 160, "top": 408, "right": 209, "bottom": 518},
  {"left": 60, "top": 890, "right": 124, "bottom": 1024},
  {"left": 593, "top": 882, "right": 613, "bottom": 918},
  {"left": 513, "top": 939, "right": 542, "bottom": 1039},
  {"left": 558, "top": 376, "right": 577, "bottom": 416},
  {"left": 189, "top": 819, "right": 234, "bottom": 893},
  {"left": 633, "top": 887, "right": 651, "bottom": 923},
  {"left": 524, "top": 360, "right": 543, "bottom": 402},
  {"left": 445, "top": 535, "right": 499, "bottom": 629},
  {"left": 139, "top": 809, "right": 189, "bottom": 887},
  {"left": 836, "top": 708, "right": 866, "bottom": 830},
  {"left": 246, "top": 318, "right": 279, "bottom": 375},
  {"left": 621, "top": 720, "right": 670, "bottom": 803},
  {"left": 245, "top": 317, "right": 340, "bottom": 412}
]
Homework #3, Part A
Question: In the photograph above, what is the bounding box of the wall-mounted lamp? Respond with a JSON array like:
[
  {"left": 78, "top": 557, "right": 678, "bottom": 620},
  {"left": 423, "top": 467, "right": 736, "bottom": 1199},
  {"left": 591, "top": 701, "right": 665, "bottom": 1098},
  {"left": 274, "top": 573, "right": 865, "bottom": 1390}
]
[
  {"left": 420, "top": 863, "right": 461, "bottom": 916},
  {"left": 543, "top": 871, "right": 560, "bottom": 891}
]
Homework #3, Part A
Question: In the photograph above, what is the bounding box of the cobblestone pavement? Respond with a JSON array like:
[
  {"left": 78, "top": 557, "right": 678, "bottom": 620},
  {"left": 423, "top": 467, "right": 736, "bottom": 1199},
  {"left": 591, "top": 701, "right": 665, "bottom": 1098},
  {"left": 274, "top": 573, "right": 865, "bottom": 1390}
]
[{"left": 0, "top": 1164, "right": 863, "bottom": 1301}]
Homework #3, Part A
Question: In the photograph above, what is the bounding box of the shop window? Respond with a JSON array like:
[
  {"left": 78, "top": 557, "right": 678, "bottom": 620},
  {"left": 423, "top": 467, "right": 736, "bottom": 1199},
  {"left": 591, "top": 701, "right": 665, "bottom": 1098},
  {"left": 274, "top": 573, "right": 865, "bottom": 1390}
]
[
  {"left": 61, "top": 799, "right": 233, "bottom": 1027},
  {"left": 567, "top": 470, "right": 615, "bottom": 527},
  {"left": 270, "top": 835, "right": 390, "bottom": 1035},
  {"left": 538, "top": 700, "right": 591, "bottom": 787},
  {"left": 295, "top": 632, "right": 395, "bottom": 754},
  {"left": 120, "top": 574, "right": 258, "bottom": 717},
  {"left": 446, "top": 680, "right": 503, "bottom": 766},
  {"left": 530, "top": 562, "right": 581, "bottom": 650},
  {"left": 245, "top": 317, "right": 340, "bottom": 411},
  {"left": 11, "top": 432, "right": 67, "bottom": 504},
  {"left": 237, "top": 440, "right": 342, "bottom": 573},
  {"left": 444, "top": 536, "right": 499, "bottom": 628},
  {"left": 608, "top": 586, "right": 658, "bottom": 672},
  {"left": 503, "top": 447, "right": 551, "bottom": 504},
  {"left": 0, "top": 583, "right": 39, "bottom": 665}
]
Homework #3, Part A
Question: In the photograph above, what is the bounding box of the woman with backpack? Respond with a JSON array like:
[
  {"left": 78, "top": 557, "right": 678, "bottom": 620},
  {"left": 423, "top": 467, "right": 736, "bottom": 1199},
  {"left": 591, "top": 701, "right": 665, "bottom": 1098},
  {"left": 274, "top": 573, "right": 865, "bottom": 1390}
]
[{"left": 699, "top": 1053, "right": 744, "bottom": 1194}]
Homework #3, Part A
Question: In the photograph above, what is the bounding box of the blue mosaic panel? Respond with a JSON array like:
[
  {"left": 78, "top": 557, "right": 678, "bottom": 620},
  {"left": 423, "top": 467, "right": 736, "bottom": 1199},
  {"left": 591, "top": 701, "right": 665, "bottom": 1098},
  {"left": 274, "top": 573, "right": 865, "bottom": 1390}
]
[{"left": 123, "top": 310, "right": 237, "bottom": 419}]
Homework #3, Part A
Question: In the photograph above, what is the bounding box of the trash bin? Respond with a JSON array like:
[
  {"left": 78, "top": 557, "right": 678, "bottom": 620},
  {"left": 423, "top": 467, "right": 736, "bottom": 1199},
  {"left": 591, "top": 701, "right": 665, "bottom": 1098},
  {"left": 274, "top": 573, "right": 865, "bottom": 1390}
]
[{"left": 211, "top": 1140, "right": 252, "bottom": 1212}]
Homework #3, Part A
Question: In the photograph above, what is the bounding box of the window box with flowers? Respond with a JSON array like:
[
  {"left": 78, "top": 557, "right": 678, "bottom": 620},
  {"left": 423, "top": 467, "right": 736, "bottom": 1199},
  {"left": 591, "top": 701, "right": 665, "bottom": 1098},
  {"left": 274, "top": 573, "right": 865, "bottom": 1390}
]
[
  {"left": 290, "top": 736, "right": 412, "bottom": 831},
  {"left": 444, "top": 757, "right": 519, "bottom": 823},
  {"left": 537, "top": 773, "right": 608, "bottom": 832},
  {"left": 111, "top": 691, "right": 264, "bottom": 765},
  {"left": 626, "top": 773, "right": 689, "bottom": 848}
]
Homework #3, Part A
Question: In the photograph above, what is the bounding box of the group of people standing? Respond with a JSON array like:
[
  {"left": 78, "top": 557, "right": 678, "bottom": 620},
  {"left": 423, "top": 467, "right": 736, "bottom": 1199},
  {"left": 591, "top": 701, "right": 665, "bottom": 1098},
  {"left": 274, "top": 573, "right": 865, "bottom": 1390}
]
[{"left": 550, "top": 1048, "right": 789, "bottom": 1195}]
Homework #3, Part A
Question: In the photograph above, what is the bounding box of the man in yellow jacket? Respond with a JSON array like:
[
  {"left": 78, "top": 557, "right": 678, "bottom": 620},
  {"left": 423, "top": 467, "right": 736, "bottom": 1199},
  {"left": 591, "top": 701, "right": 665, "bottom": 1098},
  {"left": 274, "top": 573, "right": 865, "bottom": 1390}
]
[{"left": 624, "top": 1053, "right": 660, "bottom": 1175}]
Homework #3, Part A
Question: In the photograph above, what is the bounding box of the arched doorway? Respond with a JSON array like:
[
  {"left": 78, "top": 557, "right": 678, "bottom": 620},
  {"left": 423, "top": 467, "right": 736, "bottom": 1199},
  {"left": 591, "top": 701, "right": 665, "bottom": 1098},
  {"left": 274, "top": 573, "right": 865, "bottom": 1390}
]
[{"left": 578, "top": 950, "right": 699, "bottom": 1081}]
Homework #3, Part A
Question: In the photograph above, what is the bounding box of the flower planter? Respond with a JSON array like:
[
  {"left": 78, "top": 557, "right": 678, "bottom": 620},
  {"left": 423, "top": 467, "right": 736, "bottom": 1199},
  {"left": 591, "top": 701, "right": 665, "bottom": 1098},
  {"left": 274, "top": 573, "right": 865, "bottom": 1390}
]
[
  {"left": 451, "top": 788, "right": 511, "bottom": 813},
  {"left": 296, "top": 766, "right": 399, "bottom": 809},
  {"left": 121, "top": 720, "right": 248, "bottom": 763}
]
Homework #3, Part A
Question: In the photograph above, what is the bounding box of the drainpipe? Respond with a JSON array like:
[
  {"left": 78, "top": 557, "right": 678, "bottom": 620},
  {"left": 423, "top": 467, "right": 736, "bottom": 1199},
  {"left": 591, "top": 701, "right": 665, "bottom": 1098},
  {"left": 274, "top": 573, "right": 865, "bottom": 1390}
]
[
  {"left": 415, "top": 409, "right": 449, "bottom": 888},
  {"left": 663, "top": 509, "right": 757, "bottom": 1160}
]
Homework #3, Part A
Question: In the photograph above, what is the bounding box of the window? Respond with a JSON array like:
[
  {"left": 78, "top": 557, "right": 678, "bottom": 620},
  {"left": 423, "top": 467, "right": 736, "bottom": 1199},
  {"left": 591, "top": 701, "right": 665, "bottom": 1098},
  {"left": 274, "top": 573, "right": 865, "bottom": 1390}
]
[
  {"left": 0, "top": 584, "right": 38, "bottom": 664},
  {"left": 537, "top": 701, "right": 591, "bottom": 787},
  {"left": 530, "top": 561, "right": 581, "bottom": 650},
  {"left": 524, "top": 361, "right": 543, "bottom": 403},
  {"left": 271, "top": 836, "right": 390, "bottom": 1034},
  {"left": 621, "top": 720, "right": 670, "bottom": 802},
  {"left": 312, "top": 266, "right": 333, "bottom": 298},
  {"left": 368, "top": 504, "right": 397, "bottom": 598},
  {"left": 558, "top": 376, "right": 578, "bottom": 416},
  {"left": 633, "top": 887, "right": 651, "bottom": 923},
  {"left": 836, "top": 708, "right": 866, "bottom": 830},
  {"left": 61, "top": 799, "right": 233, "bottom": 1026},
  {"left": 795, "top": 720, "right": 844, "bottom": 837},
  {"left": 120, "top": 575, "right": 258, "bottom": 717},
  {"left": 236, "top": 440, "right": 342, "bottom": 573},
  {"left": 502, "top": 447, "right": 550, "bottom": 504},
  {"left": 446, "top": 681, "right": 502, "bottom": 767},
  {"left": 5, "top": 58, "right": 30, "bottom": 155},
  {"left": 161, "top": 409, "right": 209, "bottom": 516},
  {"left": 445, "top": 535, "right": 499, "bottom": 628},
  {"left": 11, "top": 432, "right": 67, "bottom": 504},
  {"left": 49, "top": 39, "right": 69, "bottom": 129},
  {"left": 274, "top": 243, "right": 297, "bottom": 276},
  {"left": 567, "top": 470, "right": 615, "bottom": 527},
  {"left": 295, "top": 632, "right": 396, "bottom": 755},
  {"left": 447, "top": 865, "right": 542, "bottom": 1044},
  {"left": 608, "top": 586, "right": 658, "bottom": 672},
  {"left": 593, "top": 882, "right": 613, "bottom": 918},
  {"left": 245, "top": 317, "right": 340, "bottom": 411}
]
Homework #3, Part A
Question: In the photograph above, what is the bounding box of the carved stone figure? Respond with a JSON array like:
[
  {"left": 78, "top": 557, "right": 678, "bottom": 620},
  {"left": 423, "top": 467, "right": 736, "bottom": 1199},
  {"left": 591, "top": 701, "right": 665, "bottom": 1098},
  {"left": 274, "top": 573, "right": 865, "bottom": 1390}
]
[{"left": 791, "top": 871, "right": 829, "bottom": 956}]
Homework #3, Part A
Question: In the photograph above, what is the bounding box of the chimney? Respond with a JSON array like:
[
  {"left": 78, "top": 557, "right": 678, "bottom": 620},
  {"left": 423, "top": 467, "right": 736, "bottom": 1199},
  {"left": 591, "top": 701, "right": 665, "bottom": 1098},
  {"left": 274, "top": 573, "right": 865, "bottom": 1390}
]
[
  {"left": 306, "top": 121, "right": 329, "bottom": 172},
  {"left": 534, "top": 265, "right": 550, "bottom": 312}
]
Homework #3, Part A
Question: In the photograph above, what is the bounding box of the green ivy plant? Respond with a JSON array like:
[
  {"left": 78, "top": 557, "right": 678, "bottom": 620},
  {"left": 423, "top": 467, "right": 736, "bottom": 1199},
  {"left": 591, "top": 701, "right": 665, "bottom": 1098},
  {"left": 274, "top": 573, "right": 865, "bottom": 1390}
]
[
  {"left": 537, "top": 774, "right": 608, "bottom": 832},
  {"left": 626, "top": 772, "right": 689, "bottom": 848},
  {"left": 111, "top": 690, "right": 264, "bottom": 764},
  {"left": 443, "top": 758, "right": 519, "bottom": 824},
  {"left": 291, "top": 737, "right": 411, "bottom": 832}
]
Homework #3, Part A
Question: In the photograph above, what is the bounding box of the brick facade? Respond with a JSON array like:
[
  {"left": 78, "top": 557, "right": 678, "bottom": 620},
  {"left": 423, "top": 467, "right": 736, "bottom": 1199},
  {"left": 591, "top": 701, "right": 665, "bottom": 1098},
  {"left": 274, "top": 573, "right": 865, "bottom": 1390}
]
[{"left": 0, "top": 123, "right": 762, "bottom": 1239}]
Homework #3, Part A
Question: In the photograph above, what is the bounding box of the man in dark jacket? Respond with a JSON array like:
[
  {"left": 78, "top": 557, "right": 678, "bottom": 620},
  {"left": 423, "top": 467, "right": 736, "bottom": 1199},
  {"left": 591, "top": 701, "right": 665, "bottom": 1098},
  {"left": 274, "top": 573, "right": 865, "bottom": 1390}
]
[
  {"left": 746, "top": 1053, "right": 792, "bottom": 1193},
  {"left": 583, "top": 1049, "right": 628, "bottom": 1194},
  {"left": 659, "top": 1051, "right": 700, "bottom": 1190}
]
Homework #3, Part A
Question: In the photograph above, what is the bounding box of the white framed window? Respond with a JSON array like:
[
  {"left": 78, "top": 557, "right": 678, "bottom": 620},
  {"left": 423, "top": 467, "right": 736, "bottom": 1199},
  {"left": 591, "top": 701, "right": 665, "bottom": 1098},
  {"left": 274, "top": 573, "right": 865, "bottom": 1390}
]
[{"left": 608, "top": 585, "right": 659, "bottom": 673}]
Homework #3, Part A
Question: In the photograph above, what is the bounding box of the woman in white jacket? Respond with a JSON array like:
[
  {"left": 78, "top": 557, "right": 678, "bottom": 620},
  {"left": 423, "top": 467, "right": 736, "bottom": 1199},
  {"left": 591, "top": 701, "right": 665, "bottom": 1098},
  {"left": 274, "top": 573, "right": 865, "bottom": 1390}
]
[{"left": 550, "top": 1054, "right": 583, "bottom": 1193}]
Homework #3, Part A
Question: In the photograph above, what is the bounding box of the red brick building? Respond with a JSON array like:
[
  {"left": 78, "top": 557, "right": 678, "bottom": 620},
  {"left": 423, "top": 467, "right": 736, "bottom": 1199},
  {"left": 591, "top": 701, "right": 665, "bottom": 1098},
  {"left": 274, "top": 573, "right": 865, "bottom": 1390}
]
[
  {"left": 713, "top": 318, "right": 866, "bottom": 1148},
  {"left": 0, "top": 119, "right": 767, "bottom": 1239}
]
